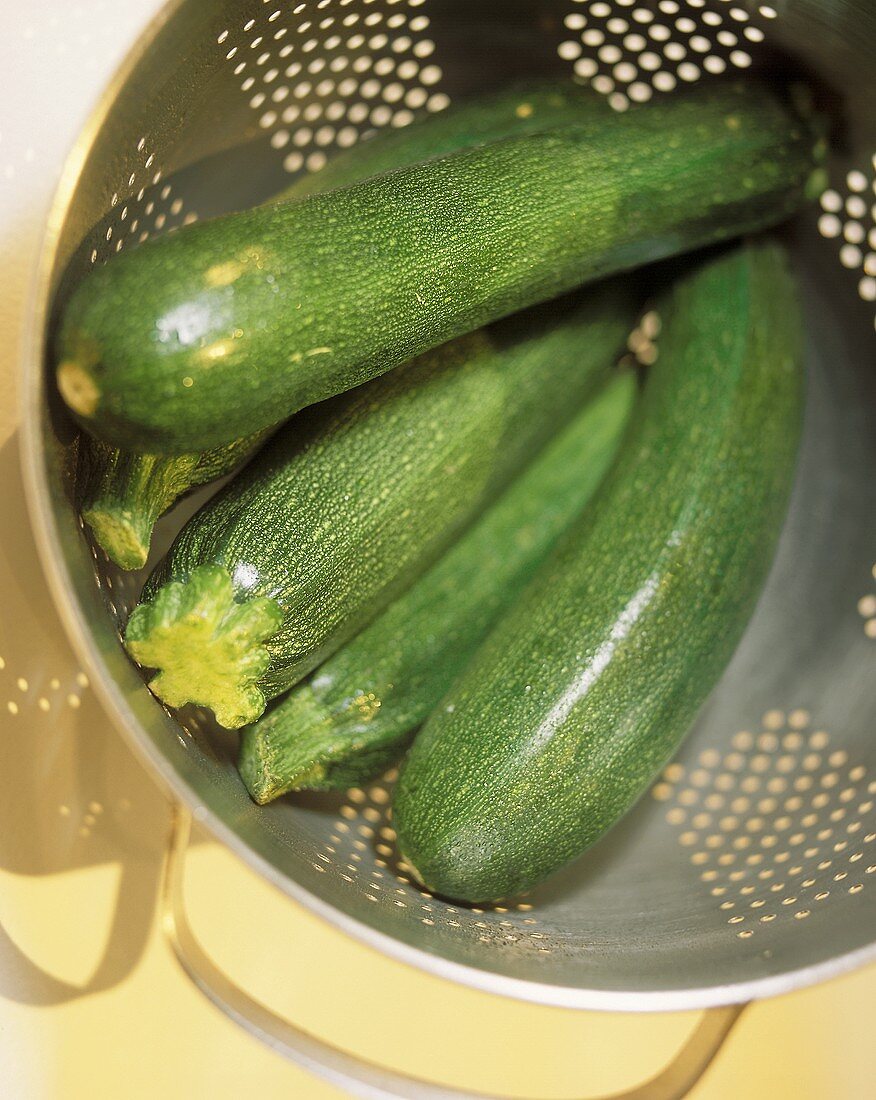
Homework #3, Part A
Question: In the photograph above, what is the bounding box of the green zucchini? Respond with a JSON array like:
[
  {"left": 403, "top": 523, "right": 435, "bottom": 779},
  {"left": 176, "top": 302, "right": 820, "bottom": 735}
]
[
  {"left": 77, "top": 431, "right": 268, "bottom": 570},
  {"left": 124, "top": 282, "right": 636, "bottom": 729},
  {"left": 77, "top": 79, "right": 611, "bottom": 570},
  {"left": 393, "top": 240, "right": 804, "bottom": 904},
  {"left": 238, "top": 371, "right": 636, "bottom": 801},
  {"left": 57, "top": 79, "right": 816, "bottom": 454}
]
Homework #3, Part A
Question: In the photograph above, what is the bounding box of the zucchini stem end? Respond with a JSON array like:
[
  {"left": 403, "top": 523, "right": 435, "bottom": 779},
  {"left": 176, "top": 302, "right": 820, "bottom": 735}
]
[{"left": 124, "top": 563, "right": 282, "bottom": 729}]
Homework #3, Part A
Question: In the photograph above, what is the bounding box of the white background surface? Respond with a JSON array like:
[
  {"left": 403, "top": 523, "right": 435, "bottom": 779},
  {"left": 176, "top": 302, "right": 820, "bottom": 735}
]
[{"left": 1, "top": 2, "right": 875, "bottom": 1097}]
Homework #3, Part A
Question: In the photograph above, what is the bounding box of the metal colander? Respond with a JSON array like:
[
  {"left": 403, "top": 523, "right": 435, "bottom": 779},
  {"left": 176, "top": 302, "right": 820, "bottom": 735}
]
[{"left": 18, "top": 0, "right": 876, "bottom": 1096}]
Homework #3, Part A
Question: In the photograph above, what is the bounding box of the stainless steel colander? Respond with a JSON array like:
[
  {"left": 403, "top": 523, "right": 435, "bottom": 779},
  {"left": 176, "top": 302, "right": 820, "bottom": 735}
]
[{"left": 19, "top": 0, "right": 876, "bottom": 1096}]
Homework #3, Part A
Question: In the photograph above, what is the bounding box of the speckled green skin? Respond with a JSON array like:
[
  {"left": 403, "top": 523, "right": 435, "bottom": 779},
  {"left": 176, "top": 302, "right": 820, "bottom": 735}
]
[
  {"left": 78, "top": 430, "right": 269, "bottom": 569},
  {"left": 126, "top": 282, "right": 635, "bottom": 728},
  {"left": 57, "top": 79, "right": 814, "bottom": 454},
  {"left": 393, "top": 241, "right": 804, "bottom": 904},
  {"left": 77, "top": 80, "right": 610, "bottom": 567},
  {"left": 278, "top": 79, "right": 610, "bottom": 201},
  {"left": 237, "top": 372, "right": 636, "bottom": 801}
]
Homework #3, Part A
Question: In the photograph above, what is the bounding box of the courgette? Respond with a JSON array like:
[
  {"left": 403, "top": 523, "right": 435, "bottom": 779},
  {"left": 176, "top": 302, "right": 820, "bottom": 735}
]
[
  {"left": 57, "top": 79, "right": 816, "bottom": 454},
  {"left": 238, "top": 371, "right": 636, "bottom": 801},
  {"left": 124, "top": 282, "right": 636, "bottom": 729},
  {"left": 393, "top": 240, "right": 804, "bottom": 904},
  {"left": 77, "top": 79, "right": 611, "bottom": 569}
]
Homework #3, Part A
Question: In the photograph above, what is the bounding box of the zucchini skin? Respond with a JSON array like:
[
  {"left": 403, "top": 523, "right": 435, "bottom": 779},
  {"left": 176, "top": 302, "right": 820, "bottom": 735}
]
[
  {"left": 393, "top": 241, "right": 804, "bottom": 904},
  {"left": 238, "top": 371, "right": 637, "bottom": 801},
  {"left": 126, "top": 282, "right": 636, "bottom": 729},
  {"left": 57, "top": 79, "right": 815, "bottom": 454},
  {"left": 77, "top": 79, "right": 610, "bottom": 569}
]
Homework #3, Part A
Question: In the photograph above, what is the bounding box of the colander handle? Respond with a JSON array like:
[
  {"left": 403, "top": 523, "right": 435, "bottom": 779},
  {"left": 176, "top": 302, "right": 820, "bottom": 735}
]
[{"left": 162, "top": 805, "right": 745, "bottom": 1100}]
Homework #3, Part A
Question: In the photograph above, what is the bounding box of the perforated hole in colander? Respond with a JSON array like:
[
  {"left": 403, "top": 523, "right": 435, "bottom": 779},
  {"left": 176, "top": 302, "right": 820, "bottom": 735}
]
[
  {"left": 555, "top": 0, "right": 771, "bottom": 112},
  {"left": 218, "top": 0, "right": 446, "bottom": 180},
  {"left": 86, "top": 135, "right": 197, "bottom": 269},
  {"left": 857, "top": 561, "right": 876, "bottom": 637},
  {"left": 654, "top": 710, "right": 876, "bottom": 939},
  {"left": 818, "top": 164, "right": 876, "bottom": 328}
]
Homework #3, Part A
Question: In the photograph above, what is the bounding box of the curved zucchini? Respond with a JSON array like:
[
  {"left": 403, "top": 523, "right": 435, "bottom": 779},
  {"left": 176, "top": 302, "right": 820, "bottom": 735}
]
[
  {"left": 124, "top": 282, "right": 636, "bottom": 729},
  {"left": 238, "top": 371, "right": 637, "bottom": 801},
  {"left": 393, "top": 240, "right": 804, "bottom": 904},
  {"left": 77, "top": 79, "right": 611, "bottom": 569},
  {"left": 57, "top": 79, "right": 816, "bottom": 454}
]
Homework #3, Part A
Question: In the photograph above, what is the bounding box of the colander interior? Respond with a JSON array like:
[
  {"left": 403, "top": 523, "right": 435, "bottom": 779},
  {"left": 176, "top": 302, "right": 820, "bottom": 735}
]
[{"left": 24, "top": 0, "right": 876, "bottom": 1009}]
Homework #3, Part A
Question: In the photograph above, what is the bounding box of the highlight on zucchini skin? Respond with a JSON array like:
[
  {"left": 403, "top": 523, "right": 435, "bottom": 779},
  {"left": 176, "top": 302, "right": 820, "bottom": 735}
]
[
  {"left": 392, "top": 240, "right": 805, "bottom": 905},
  {"left": 237, "top": 371, "right": 638, "bottom": 803},
  {"left": 74, "top": 79, "right": 612, "bottom": 570},
  {"left": 56, "top": 78, "right": 818, "bottom": 455},
  {"left": 122, "top": 282, "right": 638, "bottom": 730},
  {"left": 77, "top": 431, "right": 268, "bottom": 570}
]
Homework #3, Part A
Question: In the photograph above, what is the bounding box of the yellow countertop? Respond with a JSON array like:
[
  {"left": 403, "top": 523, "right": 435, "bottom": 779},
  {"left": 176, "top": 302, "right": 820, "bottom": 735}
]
[{"left": 1, "top": 748, "right": 875, "bottom": 1099}]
